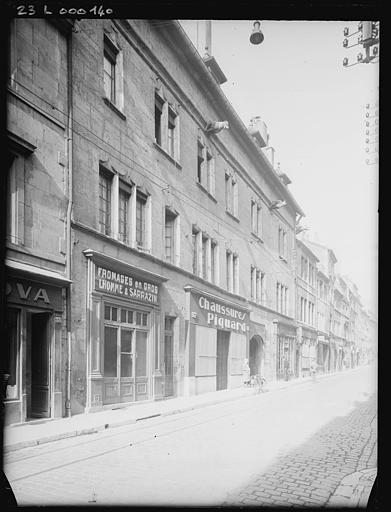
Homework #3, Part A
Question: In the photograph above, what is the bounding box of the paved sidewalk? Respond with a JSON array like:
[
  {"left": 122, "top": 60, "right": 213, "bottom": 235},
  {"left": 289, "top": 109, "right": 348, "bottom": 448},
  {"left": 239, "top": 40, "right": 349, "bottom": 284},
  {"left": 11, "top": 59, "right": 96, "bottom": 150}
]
[{"left": 3, "top": 368, "right": 356, "bottom": 453}]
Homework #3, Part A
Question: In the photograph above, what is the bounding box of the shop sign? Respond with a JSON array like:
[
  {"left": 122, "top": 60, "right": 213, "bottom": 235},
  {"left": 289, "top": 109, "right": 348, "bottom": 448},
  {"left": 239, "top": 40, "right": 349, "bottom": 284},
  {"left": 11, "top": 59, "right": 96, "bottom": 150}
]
[
  {"left": 190, "top": 291, "right": 249, "bottom": 333},
  {"left": 6, "top": 278, "right": 63, "bottom": 310},
  {"left": 95, "top": 266, "right": 159, "bottom": 305}
]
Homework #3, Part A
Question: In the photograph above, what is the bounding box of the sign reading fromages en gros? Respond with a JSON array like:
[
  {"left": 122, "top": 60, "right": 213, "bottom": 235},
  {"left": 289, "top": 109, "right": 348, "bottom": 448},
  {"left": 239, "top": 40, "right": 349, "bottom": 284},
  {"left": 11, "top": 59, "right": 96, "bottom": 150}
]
[
  {"left": 95, "top": 266, "right": 159, "bottom": 304},
  {"left": 191, "top": 291, "right": 249, "bottom": 333}
]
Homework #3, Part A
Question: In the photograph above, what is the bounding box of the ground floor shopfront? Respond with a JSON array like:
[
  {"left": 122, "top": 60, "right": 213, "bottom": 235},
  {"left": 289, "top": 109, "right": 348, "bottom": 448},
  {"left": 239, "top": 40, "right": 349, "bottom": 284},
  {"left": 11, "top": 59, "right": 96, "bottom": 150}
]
[
  {"left": 183, "top": 286, "right": 250, "bottom": 396},
  {"left": 4, "top": 261, "right": 70, "bottom": 425},
  {"left": 275, "top": 320, "right": 298, "bottom": 381},
  {"left": 82, "top": 250, "right": 167, "bottom": 411}
]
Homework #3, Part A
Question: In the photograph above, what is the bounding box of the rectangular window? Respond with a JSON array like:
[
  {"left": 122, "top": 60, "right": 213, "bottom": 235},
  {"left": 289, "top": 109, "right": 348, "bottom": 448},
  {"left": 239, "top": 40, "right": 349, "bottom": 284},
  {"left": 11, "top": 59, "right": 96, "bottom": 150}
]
[
  {"left": 168, "top": 108, "right": 176, "bottom": 158},
  {"left": 251, "top": 201, "right": 256, "bottom": 234},
  {"left": 256, "top": 204, "right": 262, "bottom": 237},
  {"left": 211, "top": 241, "right": 217, "bottom": 284},
  {"left": 155, "top": 94, "right": 164, "bottom": 146},
  {"left": 256, "top": 270, "right": 265, "bottom": 304},
  {"left": 118, "top": 184, "right": 131, "bottom": 244},
  {"left": 206, "top": 152, "right": 215, "bottom": 196},
  {"left": 192, "top": 227, "right": 200, "bottom": 275},
  {"left": 136, "top": 191, "right": 147, "bottom": 248},
  {"left": 279, "top": 227, "right": 287, "bottom": 259},
  {"left": 202, "top": 235, "right": 208, "bottom": 280},
  {"left": 7, "top": 154, "right": 24, "bottom": 245},
  {"left": 225, "top": 173, "right": 231, "bottom": 212},
  {"left": 99, "top": 169, "right": 112, "bottom": 236},
  {"left": 197, "top": 142, "right": 204, "bottom": 185},
  {"left": 250, "top": 266, "right": 255, "bottom": 301},
  {"left": 233, "top": 254, "right": 239, "bottom": 294},
  {"left": 232, "top": 179, "right": 238, "bottom": 217},
  {"left": 165, "top": 208, "right": 177, "bottom": 263},
  {"left": 103, "top": 38, "right": 117, "bottom": 103},
  {"left": 226, "top": 251, "right": 232, "bottom": 291}
]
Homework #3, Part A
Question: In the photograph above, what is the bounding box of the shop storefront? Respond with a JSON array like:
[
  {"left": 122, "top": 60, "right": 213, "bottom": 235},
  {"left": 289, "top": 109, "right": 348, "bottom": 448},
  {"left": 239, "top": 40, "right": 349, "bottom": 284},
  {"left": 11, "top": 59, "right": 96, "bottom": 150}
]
[
  {"left": 4, "top": 261, "right": 69, "bottom": 425},
  {"left": 317, "top": 335, "right": 330, "bottom": 373},
  {"left": 184, "top": 286, "right": 249, "bottom": 395},
  {"left": 83, "top": 250, "right": 167, "bottom": 410},
  {"left": 300, "top": 326, "right": 317, "bottom": 377},
  {"left": 275, "top": 321, "right": 297, "bottom": 381}
]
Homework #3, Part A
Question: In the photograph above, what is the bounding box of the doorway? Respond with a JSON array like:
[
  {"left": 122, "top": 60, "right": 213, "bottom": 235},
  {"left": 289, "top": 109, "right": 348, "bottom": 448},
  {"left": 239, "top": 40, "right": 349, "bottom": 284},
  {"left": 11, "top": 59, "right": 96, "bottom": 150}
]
[
  {"left": 216, "top": 330, "right": 230, "bottom": 391},
  {"left": 28, "top": 311, "right": 51, "bottom": 419},
  {"left": 163, "top": 316, "right": 175, "bottom": 397},
  {"left": 249, "top": 335, "right": 264, "bottom": 377}
]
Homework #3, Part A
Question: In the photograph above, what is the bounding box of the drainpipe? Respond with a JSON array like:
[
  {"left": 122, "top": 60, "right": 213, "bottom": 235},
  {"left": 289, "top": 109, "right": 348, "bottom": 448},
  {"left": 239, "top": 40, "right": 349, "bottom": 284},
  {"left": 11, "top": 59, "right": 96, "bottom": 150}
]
[{"left": 65, "top": 26, "right": 74, "bottom": 418}]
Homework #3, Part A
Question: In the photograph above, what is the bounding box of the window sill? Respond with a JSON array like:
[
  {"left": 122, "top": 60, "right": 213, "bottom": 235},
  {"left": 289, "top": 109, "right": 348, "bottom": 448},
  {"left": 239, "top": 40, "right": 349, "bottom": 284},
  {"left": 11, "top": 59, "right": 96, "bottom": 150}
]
[
  {"left": 279, "top": 255, "right": 288, "bottom": 263},
  {"left": 153, "top": 142, "right": 182, "bottom": 170},
  {"left": 251, "top": 232, "right": 264, "bottom": 244},
  {"left": 226, "top": 210, "right": 240, "bottom": 223},
  {"left": 103, "top": 97, "right": 126, "bottom": 120},
  {"left": 196, "top": 181, "right": 217, "bottom": 203}
]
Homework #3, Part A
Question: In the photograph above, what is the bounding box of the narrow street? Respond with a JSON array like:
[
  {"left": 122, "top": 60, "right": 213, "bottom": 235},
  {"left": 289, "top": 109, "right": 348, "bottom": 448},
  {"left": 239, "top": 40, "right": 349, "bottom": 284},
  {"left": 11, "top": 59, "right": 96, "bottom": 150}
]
[{"left": 4, "top": 366, "right": 376, "bottom": 507}]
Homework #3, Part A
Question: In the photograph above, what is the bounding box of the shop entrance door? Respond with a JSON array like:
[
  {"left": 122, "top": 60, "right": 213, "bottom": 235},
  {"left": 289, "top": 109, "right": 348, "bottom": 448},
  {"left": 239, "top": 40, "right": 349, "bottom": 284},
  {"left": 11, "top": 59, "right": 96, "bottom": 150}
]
[
  {"left": 163, "top": 317, "right": 174, "bottom": 397},
  {"left": 216, "top": 330, "right": 230, "bottom": 391},
  {"left": 135, "top": 330, "right": 148, "bottom": 401},
  {"left": 30, "top": 312, "right": 51, "bottom": 418}
]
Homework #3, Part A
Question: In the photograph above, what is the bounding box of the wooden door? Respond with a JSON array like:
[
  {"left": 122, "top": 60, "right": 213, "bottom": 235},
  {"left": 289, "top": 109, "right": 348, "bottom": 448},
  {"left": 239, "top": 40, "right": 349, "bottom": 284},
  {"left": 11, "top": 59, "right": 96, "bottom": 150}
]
[
  {"left": 216, "top": 330, "right": 230, "bottom": 391},
  {"left": 135, "top": 330, "right": 148, "bottom": 401},
  {"left": 30, "top": 312, "right": 51, "bottom": 418}
]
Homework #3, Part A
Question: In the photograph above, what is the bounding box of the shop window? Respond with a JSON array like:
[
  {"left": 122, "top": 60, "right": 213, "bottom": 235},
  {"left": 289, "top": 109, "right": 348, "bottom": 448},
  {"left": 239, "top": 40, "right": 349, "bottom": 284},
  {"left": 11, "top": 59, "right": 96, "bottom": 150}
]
[
  {"left": 135, "top": 331, "right": 148, "bottom": 376},
  {"left": 5, "top": 308, "right": 19, "bottom": 400},
  {"left": 104, "top": 326, "right": 118, "bottom": 377},
  {"left": 136, "top": 311, "right": 148, "bottom": 326},
  {"left": 120, "top": 329, "right": 133, "bottom": 377}
]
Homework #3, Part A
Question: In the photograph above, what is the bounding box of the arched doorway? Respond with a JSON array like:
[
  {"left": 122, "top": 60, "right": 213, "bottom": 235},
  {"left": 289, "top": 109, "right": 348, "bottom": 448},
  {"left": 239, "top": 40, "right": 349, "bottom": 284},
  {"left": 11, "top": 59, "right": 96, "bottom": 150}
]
[{"left": 249, "top": 335, "right": 264, "bottom": 377}]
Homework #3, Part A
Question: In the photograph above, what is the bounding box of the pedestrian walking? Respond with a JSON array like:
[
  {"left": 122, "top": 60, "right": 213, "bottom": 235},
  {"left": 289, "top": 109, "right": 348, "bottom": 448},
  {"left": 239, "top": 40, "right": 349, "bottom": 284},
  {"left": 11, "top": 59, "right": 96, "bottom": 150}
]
[
  {"left": 310, "top": 362, "right": 317, "bottom": 383},
  {"left": 242, "top": 358, "right": 251, "bottom": 386}
]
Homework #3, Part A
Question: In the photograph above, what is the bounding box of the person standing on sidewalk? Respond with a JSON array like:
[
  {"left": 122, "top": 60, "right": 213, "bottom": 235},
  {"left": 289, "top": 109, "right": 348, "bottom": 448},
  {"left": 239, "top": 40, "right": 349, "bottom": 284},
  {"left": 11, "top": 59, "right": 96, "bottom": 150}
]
[{"left": 242, "top": 358, "right": 251, "bottom": 386}]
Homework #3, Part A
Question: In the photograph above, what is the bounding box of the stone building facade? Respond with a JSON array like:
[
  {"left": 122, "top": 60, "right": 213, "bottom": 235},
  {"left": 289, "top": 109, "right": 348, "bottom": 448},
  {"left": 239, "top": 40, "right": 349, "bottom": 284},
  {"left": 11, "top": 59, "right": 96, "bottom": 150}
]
[{"left": 4, "top": 18, "right": 376, "bottom": 423}]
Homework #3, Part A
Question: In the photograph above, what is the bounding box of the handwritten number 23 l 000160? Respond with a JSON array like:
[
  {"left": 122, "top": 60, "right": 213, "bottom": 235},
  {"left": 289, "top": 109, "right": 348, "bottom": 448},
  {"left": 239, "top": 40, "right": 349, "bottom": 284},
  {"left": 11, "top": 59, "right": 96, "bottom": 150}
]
[{"left": 16, "top": 5, "right": 113, "bottom": 16}]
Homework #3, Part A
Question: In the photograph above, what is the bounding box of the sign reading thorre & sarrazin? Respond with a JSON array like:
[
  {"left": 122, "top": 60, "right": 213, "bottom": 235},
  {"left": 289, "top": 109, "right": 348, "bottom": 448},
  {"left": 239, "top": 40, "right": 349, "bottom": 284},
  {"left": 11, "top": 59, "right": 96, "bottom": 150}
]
[{"left": 95, "top": 265, "right": 159, "bottom": 304}]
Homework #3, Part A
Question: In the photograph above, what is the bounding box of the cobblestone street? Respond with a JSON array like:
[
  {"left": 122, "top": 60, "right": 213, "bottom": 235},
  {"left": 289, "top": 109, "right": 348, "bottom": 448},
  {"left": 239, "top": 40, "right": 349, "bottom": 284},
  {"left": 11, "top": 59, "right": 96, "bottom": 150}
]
[
  {"left": 225, "top": 392, "right": 377, "bottom": 507},
  {"left": 4, "top": 367, "right": 376, "bottom": 507}
]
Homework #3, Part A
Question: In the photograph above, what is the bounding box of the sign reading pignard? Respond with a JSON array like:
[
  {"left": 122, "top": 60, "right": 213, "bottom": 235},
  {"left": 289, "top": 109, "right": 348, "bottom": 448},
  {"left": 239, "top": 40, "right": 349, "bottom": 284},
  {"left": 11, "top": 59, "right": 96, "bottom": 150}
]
[{"left": 190, "top": 290, "right": 249, "bottom": 333}]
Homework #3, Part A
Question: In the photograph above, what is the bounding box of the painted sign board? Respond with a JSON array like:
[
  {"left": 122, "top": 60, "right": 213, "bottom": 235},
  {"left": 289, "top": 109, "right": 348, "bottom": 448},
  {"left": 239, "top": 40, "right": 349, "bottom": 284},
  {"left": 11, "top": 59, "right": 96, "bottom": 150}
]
[
  {"left": 190, "top": 290, "right": 249, "bottom": 333},
  {"left": 95, "top": 265, "right": 159, "bottom": 305}
]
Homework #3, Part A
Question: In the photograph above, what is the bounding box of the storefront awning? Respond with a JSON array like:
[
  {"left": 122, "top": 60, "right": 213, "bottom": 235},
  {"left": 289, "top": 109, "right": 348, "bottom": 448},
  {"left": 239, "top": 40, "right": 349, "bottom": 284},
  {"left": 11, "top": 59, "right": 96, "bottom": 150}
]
[{"left": 5, "top": 259, "right": 72, "bottom": 285}]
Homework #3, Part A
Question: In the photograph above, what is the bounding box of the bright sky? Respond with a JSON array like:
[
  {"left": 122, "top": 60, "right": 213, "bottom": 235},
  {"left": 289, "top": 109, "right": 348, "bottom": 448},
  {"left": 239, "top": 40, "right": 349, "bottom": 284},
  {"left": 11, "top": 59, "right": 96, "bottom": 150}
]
[{"left": 180, "top": 20, "right": 378, "bottom": 314}]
